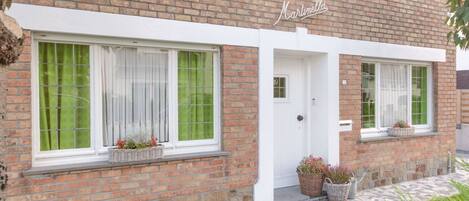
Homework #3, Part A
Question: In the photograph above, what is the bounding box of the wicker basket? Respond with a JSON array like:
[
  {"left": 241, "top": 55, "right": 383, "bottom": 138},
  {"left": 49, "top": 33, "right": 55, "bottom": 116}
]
[
  {"left": 109, "top": 146, "right": 163, "bottom": 163},
  {"left": 324, "top": 178, "right": 351, "bottom": 201},
  {"left": 388, "top": 127, "right": 415, "bottom": 137},
  {"left": 298, "top": 174, "right": 324, "bottom": 197}
]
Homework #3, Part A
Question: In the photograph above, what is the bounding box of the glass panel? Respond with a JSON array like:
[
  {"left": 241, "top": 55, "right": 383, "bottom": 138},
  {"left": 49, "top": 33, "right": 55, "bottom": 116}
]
[
  {"left": 178, "top": 51, "right": 214, "bottom": 141},
  {"left": 273, "top": 77, "right": 287, "bottom": 98},
  {"left": 101, "top": 47, "right": 169, "bottom": 145},
  {"left": 412, "top": 66, "right": 428, "bottom": 125},
  {"left": 380, "top": 63, "right": 408, "bottom": 127},
  {"left": 38, "top": 42, "right": 91, "bottom": 151},
  {"left": 361, "top": 63, "right": 376, "bottom": 128}
]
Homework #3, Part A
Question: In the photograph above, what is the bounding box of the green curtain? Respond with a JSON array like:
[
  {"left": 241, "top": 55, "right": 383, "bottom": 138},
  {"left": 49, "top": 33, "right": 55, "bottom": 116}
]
[
  {"left": 412, "top": 67, "right": 428, "bottom": 125},
  {"left": 361, "top": 63, "right": 376, "bottom": 128},
  {"left": 39, "top": 42, "right": 90, "bottom": 151},
  {"left": 178, "top": 51, "right": 214, "bottom": 141}
]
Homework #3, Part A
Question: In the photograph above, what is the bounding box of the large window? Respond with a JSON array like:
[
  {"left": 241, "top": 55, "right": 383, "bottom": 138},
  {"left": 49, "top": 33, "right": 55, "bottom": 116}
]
[
  {"left": 361, "top": 61, "right": 432, "bottom": 137},
  {"left": 33, "top": 37, "right": 220, "bottom": 166}
]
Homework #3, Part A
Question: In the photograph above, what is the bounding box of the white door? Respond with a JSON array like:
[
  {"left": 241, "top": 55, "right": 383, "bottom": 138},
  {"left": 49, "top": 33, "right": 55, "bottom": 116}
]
[{"left": 274, "top": 57, "right": 307, "bottom": 188}]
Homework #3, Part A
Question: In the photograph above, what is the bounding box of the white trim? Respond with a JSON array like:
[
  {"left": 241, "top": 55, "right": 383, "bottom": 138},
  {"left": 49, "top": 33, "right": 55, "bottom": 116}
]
[
  {"left": 33, "top": 32, "right": 219, "bottom": 52},
  {"left": 8, "top": 4, "right": 259, "bottom": 47}
]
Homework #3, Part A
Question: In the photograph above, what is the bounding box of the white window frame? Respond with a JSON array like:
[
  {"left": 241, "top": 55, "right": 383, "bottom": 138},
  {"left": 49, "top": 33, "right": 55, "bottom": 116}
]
[
  {"left": 31, "top": 33, "right": 221, "bottom": 167},
  {"left": 273, "top": 74, "right": 289, "bottom": 103},
  {"left": 360, "top": 59, "right": 433, "bottom": 138}
]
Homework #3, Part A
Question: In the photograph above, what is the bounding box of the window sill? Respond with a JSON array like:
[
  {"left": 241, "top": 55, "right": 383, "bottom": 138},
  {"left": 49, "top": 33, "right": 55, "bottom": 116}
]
[
  {"left": 23, "top": 151, "right": 229, "bottom": 176},
  {"left": 360, "top": 132, "right": 438, "bottom": 143}
]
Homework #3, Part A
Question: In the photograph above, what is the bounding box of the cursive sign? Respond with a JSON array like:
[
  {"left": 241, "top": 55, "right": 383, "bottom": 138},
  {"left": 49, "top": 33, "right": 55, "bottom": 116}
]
[{"left": 274, "top": 0, "right": 328, "bottom": 25}]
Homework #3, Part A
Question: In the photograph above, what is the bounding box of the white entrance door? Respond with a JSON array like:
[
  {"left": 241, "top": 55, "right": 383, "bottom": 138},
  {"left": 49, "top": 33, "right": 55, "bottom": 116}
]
[{"left": 274, "top": 57, "right": 307, "bottom": 188}]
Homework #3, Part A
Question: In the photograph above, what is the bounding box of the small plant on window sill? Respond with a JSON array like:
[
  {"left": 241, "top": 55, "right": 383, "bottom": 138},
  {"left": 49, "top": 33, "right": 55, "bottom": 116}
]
[
  {"left": 388, "top": 120, "right": 415, "bottom": 137},
  {"left": 109, "top": 136, "right": 163, "bottom": 163}
]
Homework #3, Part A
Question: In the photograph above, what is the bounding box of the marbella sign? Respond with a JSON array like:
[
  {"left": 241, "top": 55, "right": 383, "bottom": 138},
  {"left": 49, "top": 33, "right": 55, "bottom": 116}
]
[{"left": 273, "top": 0, "right": 328, "bottom": 26}]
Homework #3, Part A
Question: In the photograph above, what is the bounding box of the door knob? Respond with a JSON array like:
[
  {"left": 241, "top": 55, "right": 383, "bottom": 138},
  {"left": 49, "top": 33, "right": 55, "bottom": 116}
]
[{"left": 297, "top": 115, "right": 304, "bottom": 122}]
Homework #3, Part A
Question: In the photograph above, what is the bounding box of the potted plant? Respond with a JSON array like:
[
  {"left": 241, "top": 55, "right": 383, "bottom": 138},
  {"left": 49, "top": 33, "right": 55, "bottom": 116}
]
[
  {"left": 296, "top": 155, "right": 326, "bottom": 197},
  {"left": 388, "top": 120, "right": 415, "bottom": 137},
  {"left": 324, "top": 166, "right": 352, "bottom": 201},
  {"left": 109, "top": 135, "right": 163, "bottom": 163}
]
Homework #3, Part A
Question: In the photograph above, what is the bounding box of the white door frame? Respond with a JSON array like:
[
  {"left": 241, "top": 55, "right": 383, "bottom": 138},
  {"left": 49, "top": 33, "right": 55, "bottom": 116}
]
[{"left": 255, "top": 28, "right": 341, "bottom": 201}]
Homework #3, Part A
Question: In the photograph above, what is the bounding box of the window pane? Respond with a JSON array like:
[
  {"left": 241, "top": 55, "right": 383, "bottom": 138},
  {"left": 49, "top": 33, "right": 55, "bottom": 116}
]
[
  {"left": 178, "top": 51, "right": 214, "bottom": 141},
  {"left": 38, "top": 42, "right": 91, "bottom": 151},
  {"left": 274, "top": 77, "right": 287, "bottom": 98},
  {"left": 380, "top": 64, "right": 408, "bottom": 127},
  {"left": 101, "top": 47, "right": 169, "bottom": 146},
  {"left": 361, "top": 63, "right": 376, "bottom": 128},
  {"left": 412, "top": 66, "right": 428, "bottom": 125}
]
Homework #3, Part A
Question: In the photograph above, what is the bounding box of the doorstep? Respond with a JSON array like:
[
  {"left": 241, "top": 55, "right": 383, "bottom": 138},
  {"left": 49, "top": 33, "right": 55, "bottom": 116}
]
[{"left": 274, "top": 186, "right": 328, "bottom": 201}]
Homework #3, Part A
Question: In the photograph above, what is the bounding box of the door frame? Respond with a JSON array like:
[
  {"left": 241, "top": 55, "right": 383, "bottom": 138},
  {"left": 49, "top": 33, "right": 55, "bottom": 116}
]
[{"left": 273, "top": 55, "right": 312, "bottom": 188}]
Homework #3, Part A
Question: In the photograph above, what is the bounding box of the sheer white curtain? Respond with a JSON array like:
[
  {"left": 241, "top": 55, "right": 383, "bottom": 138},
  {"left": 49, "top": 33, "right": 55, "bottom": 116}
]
[
  {"left": 380, "top": 64, "right": 408, "bottom": 127},
  {"left": 100, "top": 46, "right": 169, "bottom": 146}
]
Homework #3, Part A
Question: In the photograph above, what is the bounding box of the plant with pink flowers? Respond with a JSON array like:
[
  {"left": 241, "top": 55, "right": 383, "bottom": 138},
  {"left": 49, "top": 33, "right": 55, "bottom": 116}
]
[{"left": 297, "top": 155, "right": 326, "bottom": 176}]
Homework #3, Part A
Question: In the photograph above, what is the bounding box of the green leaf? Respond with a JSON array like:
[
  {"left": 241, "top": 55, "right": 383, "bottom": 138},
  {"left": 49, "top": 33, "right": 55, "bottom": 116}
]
[{"left": 463, "top": 8, "right": 469, "bottom": 23}]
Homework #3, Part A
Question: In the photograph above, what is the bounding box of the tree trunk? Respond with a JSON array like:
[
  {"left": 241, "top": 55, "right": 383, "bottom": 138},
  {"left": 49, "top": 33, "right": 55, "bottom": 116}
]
[{"left": 0, "top": 10, "right": 23, "bottom": 67}]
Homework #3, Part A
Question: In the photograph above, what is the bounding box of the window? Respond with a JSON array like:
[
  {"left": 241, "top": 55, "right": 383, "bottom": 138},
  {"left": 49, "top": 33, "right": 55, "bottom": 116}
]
[
  {"left": 360, "top": 61, "right": 432, "bottom": 137},
  {"left": 38, "top": 43, "right": 90, "bottom": 151},
  {"left": 101, "top": 46, "right": 170, "bottom": 146},
  {"left": 33, "top": 37, "right": 220, "bottom": 166},
  {"left": 178, "top": 52, "right": 214, "bottom": 141},
  {"left": 273, "top": 76, "right": 287, "bottom": 99}
]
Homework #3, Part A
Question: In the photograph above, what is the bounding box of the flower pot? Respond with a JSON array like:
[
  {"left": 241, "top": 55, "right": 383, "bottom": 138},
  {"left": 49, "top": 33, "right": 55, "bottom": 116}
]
[
  {"left": 298, "top": 174, "right": 324, "bottom": 197},
  {"left": 324, "top": 178, "right": 351, "bottom": 201},
  {"left": 109, "top": 146, "right": 163, "bottom": 163},
  {"left": 388, "top": 127, "right": 415, "bottom": 137}
]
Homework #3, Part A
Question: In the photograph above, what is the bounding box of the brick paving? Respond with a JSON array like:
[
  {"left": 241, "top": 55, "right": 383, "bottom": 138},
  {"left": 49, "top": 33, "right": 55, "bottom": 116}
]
[{"left": 354, "top": 152, "right": 469, "bottom": 201}]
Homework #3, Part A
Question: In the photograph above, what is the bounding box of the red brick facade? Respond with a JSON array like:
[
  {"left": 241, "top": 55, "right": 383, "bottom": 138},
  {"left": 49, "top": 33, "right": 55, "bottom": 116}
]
[
  {"left": 1, "top": 0, "right": 456, "bottom": 200},
  {"left": 1, "top": 36, "right": 258, "bottom": 200}
]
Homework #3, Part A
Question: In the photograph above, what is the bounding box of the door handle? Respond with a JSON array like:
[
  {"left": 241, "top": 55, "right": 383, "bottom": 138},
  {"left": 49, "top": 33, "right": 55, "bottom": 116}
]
[{"left": 297, "top": 115, "right": 304, "bottom": 122}]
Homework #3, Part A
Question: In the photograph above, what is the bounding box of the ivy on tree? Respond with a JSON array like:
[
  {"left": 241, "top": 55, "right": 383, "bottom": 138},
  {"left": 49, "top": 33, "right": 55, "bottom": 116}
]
[{"left": 447, "top": 0, "right": 469, "bottom": 49}]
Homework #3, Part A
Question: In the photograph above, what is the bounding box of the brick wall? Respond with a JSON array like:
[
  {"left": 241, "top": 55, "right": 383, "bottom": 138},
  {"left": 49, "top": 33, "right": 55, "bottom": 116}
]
[
  {"left": 339, "top": 54, "right": 456, "bottom": 189},
  {"left": 2, "top": 38, "right": 259, "bottom": 200}
]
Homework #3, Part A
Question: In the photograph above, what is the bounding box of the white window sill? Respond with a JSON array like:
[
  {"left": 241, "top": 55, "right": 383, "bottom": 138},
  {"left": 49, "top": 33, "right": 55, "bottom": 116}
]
[
  {"left": 32, "top": 143, "right": 220, "bottom": 167},
  {"left": 360, "top": 132, "right": 438, "bottom": 143},
  {"left": 24, "top": 151, "right": 229, "bottom": 176}
]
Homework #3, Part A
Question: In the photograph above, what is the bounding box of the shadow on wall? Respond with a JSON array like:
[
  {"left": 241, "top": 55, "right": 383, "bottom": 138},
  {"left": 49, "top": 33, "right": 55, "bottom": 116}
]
[
  {"left": 457, "top": 70, "right": 469, "bottom": 90},
  {"left": 457, "top": 124, "right": 469, "bottom": 152}
]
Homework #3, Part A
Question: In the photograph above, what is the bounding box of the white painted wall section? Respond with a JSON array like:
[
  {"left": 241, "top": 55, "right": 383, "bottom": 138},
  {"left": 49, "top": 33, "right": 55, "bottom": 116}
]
[
  {"left": 7, "top": 3, "right": 259, "bottom": 47},
  {"left": 457, "top": 48, "right": 469, "bottom": 70}
]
